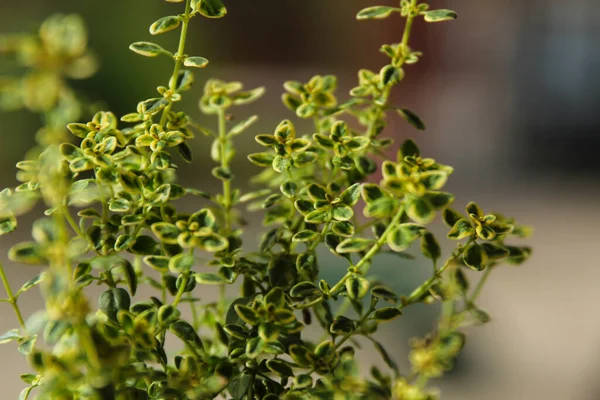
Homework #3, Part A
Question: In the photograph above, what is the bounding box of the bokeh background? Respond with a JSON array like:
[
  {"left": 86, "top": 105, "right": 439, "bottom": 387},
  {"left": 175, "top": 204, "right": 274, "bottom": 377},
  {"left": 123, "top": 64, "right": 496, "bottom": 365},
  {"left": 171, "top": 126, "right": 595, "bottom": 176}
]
[{"left": 1, "top": 0, "right": 599, "bottom": 399}]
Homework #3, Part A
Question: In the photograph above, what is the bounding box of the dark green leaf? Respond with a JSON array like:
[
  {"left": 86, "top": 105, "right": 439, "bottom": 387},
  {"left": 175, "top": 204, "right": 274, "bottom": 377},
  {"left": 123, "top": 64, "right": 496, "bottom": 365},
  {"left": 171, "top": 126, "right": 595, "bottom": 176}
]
[
  {"left": 99, "top": 288, "right": 131, "bottom": 321},
  {"left": 197, "top": 0, "right": 227, "bottom": 18},
  {"left": 129, "top": 41, "right": 168, "bottom": 57},
  {"left": 184, "top": 56, "right": 209, "bottom": 68},
  {"left": 195, "top": 273, "right": 224, "bottom": 285},
  {"left": 420, "top": 232, "right": 441, "bottom": 261},
  {"left": 463, "top": 242, "right": 488, "bottom": 271},
  {"left": 345, "top": 275, "right": 370, "bottom": 300},
  {"left": 229, "top": 373, "right": 253, "bottom": 399},
  {"left": 422, "top": 9, "right": 458, "bottom": 23},
  {"left": 357, "top": 6, "right": 399, "bottom": 20},
  {"left": 336, "top": 238, "right": 374, "bottom": 253},
  {"left": 149, "top": 15, "right": 180, "bottom": 35},
  {"left": 373, "top": 307, "right": 402, "bottom": 322},
  {"left": 170, "top": 320, "right": 203, "bottom": 349},
  {"left": 397, "top": 108, "right": 426, "bottom": 131}
]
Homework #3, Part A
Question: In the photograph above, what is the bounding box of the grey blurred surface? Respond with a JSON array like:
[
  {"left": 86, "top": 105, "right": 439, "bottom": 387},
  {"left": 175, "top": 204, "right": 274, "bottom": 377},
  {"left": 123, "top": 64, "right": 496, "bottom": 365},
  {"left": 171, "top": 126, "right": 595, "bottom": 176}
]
[{"left": 1, "top": 0, "right": 599, "bottom": 399}]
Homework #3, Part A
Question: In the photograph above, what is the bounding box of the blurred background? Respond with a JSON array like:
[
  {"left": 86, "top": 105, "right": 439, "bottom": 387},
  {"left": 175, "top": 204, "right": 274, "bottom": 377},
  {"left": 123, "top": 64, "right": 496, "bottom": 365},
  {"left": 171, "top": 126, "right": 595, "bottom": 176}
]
[{"left": 1, "top": 0, "right": 599, "bottom": 398}]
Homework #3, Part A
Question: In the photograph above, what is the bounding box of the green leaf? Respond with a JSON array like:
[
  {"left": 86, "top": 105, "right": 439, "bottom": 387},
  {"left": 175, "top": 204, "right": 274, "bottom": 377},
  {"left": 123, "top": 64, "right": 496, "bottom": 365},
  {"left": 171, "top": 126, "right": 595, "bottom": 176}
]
[
  {"left": 399, "top": 139, "right": 420, "bottom": 158},
  {"left": 290, "top": 281, "right": 321, "bottom": 300},
  {"left": 8, "top": 242, "right": 44, "bottom": 264},
  {"left": 329, "top": 316, "right": 355, "bottom": 335},
  {"left": 169, "top": 253, "right": 195, "bottom": 274},
  {"left": 372, "top": 339, "right": 398, "bottom": 373},
  {"left": 266, "top": 359, "right": 293, "bottom": 377},
  {"left": 199, "top": 233, "right": 229, "bottom": 252},
  {"left": 149, "top": 15, "right": 181, "bottom": 35},
  {"left": 0, "top": 329, "right": 21, "bottom": 344},
  {"left": 248, "top": 152, "right": 275, "bottom": 167},
  {"left": 197, "top": 0, "right": 227, "bottom": 18},
  {"left": 129, "top": 41, "right": 168, "bottom": 57},
  {"left": 339, "top": 183, "right": 361, "bottom": 206},
  {"left": 120, "top": 260, "right": 138, "bottom": 296},
  {"left": 99, "top": 288, "right": 131, "bottom": 321},
  {"left": 426, "top": 192, "right": 455, "bottom": 209},
  {"left": 313, "top": 133, "right": 335, "bottom": 149},
  {"left": 390, "top": 223, "right": 425, "bottom": 253},
  {"left": 365, "top": 197, "right": 397, "bottom": 218},
  {"left": 292, "top": 229, "right": 319, "bottom": 243},
  {"left": 463, "top": 242, "right": 488, "bottom": 271},
  {"left": 17, "top": 273, "right": 45, "bottom": 295},
  {"left": 18, "top": 336, "right": 36, "bottom": 355},
  {"left": 357, "top": 6, "right": 399, "bottom": 20},
  {"left": 332, "top": 220, "right": 354, "bottom": 238},
  {"left": 422, "top": 9, "right": 458, "bottom": 23},
  {"left": 223, "top": 323, "right": 249, "bottom": 340},
  {"left": 170, "top": 320, "right": 203, "bottom": 349},
  {"left": 119, "top": 171, "right": 143, "bottom": 194},
  {"left": 380, "top": 64, "right": 404, "bottom": 86},
  {"left": 158, "top": 305, "right": 180, "bottom": 325},
  {"left": 212, "top": 166, "right": 233, "bottom": 181},
  {"left": 345, "top": 275, "right": 370, "bottom": 300},
  {"left": 195, "top": 273, "right": 224, "bottom": 285},
  {"left": 289, "top": 344, "right": 313, "bottom": 367},
  {"left": 151, "top": 222, "right": 180, "bottom": 244},
  {"left": 373, "top": 307, "right": 402, "bottom": 322},
  {"left": 361, "top": 183, "right": 386, "bottom": 204},
  {"left": 420, "top": 171, "right": 448, "bottom": 191},
  {"left": 229, "top": 373, "right": 253, "bottom": 399},
  {"left": 307, "top": 184, "right": 328, "bottom": 201},
  {"left": 447, "top": 219, "right": 475, "bottom": 240},
  {"left": 232, "top": 87, "right": 266, "bottom": 105},
  {"left": 332, "top": 204, "right": 354, "bottom": 221},
  {"left": 466, "top": 202, "right": 484, "bottom": 219},
  {"left": 371, "top": 285, "right": 398, "bottom": 303},
  {"left": 506, "top": 246, "right": 532, "bottom": 265},
  {"left": 0, "top": 214, "right": 17, "bottom": 236},
  {"left": 420, "top": 232, "right": 441, "bottom": 261},
  {"left": 229, "top": 115, "right": 258, "bottom": 137},
  {"left": 293, "top": 374, "right": 313, "bottom": 390},
  {"left": 184, "top": 56, "right": 209, "bottom": 68},
  {"left": 259, "top": 322, "right": 279, "bottom": 343},
  {"left": 235, "top": 304, "right": 260, "bottom": 325},
  {"left": 143, "top": 256, "right": 169, "bottom": 272},
  {"left": 406, "top": 197, "right": 435, "bottom": 224},
  {"left": 305, "top": 208, "right": 331, "bottom": 224},
  {"left": 336, "top": 237, "right": 373, "bottom": 254},
  {"left": 18, "top": 386, "right": 34, "bottom": 400},
  {"left": 397, "top": 108, "right": 426, "bottom": 131}
]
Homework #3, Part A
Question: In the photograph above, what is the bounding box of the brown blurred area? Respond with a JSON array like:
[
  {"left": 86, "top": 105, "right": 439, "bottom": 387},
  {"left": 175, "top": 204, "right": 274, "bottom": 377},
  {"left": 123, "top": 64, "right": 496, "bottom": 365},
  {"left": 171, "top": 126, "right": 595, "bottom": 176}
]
[{"left": 1, "top": 0, "right": 599, "bottom": 398}]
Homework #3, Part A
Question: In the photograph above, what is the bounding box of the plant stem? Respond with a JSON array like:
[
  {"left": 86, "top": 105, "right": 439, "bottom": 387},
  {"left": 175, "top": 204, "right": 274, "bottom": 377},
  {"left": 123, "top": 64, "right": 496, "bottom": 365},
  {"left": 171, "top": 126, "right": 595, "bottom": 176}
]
[
  {"left": 366, "top": 0, "right": 418, "bottom": 139},
  {"left": 172, "top": 274, "right": 189, "bottom": 307},
  {"left": 160, "top": 0, "right": 193, "bottom": 127},
  {"left": 469, "top": 266, "right": 493, "bottom": 304},
  {"left": 329, "top": 205, "right": 405, "bottom": 295},
  {"left": 217, "top": 107, "right": 232, "bottom": 232},
  {"left": 0, "top": 262, "right": 25, "bottom": 329}
]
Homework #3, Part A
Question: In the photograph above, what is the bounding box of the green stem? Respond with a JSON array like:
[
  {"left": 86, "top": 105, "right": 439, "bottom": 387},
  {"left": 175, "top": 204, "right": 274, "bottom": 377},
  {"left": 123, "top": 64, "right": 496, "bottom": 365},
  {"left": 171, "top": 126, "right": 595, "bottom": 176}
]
[
  {"left": 172, "top": 274, "right": 189, "bottom": 307},
  {"left": 469, "top": 266, "right": 493, "bottom": 304},
  {"left": 329, "top": 205, "right": 405, "bottom": 295},
  {"left": 334, "top": 300, "right": 377, "bottom": 350},
  {"left": 366, "top": 0, "right": 418, "bottom": 139},
  {"left": 159, "top": 0, "right": 193, "bottom": 126},
  {"left": 217, "top": 108, "right": 233, "bottom": 232},
  {"left": 0, "top": 262, "right": 25, "bottom": 329}
]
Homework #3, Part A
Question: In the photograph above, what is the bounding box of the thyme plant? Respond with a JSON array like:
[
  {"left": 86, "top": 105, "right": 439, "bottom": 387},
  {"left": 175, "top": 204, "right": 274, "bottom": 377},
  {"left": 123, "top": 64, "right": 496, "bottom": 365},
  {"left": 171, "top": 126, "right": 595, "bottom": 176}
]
[{"left": 0, "top": 1, "right": 532, "bottom": 399}]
